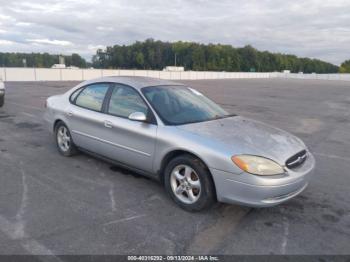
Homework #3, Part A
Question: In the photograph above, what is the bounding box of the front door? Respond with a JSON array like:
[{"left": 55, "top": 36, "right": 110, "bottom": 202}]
[{"left": 98, "top": 84, "right": 157, "bottom": 173}]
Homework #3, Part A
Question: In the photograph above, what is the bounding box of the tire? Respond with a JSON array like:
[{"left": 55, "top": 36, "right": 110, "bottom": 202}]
[
  {"left": 55, "top": 122, "right": 78, "bottom": 156},
  {"left": 164, "top": 154, "right": 216, "bottom": 211},
  {"left": 0, "top": 95, "right": 4, "bottom": 107}
]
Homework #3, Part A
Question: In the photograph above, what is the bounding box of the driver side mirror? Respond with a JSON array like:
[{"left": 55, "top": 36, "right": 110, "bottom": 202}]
[{"left": 128, "top": 112, "right": 147, "bottom": 122}]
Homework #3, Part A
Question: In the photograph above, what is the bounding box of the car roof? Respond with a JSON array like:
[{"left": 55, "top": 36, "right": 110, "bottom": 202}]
[{"left": 84, "top": 76, "right": 185, "bottom": 90}]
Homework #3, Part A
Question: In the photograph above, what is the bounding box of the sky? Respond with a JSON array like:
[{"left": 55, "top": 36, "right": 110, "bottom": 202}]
[{"left": 0, "top": 0, "right": 349, "bottom": 65}]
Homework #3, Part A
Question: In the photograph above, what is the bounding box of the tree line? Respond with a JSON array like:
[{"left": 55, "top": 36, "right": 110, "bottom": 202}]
[
  {"left": 0, "top": 52, "right": 87, "bottom": 68},
  {"left": 92, "top": 39, "right": 339, "bottom": 73},
  {"left": 1, "top": 39, "right": 349, "bottom": 73}
]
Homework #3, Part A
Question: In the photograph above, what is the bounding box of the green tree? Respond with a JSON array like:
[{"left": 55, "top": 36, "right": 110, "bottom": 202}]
[
  {"left": 90, "top": 39, "right": 339, "bottom": 73},
  {"left": 339, "top": 60, "right": 350, "bottom": 73},
  {"left": 70, "top": 53, "right": 86, "bottom": 67},
  {"left": 0, "top": 52, "right": 87, "bottom": 68},
  {"left": 135, "top": 52, "right": 145, "bottom": 68}
]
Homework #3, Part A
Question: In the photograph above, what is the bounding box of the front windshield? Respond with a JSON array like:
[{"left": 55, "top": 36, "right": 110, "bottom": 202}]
[{"left": 142, "top": 85, "right": 232, "bottom": 125}]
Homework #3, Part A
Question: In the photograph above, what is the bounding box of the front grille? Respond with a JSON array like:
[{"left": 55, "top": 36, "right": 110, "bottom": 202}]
[{"left": 286, "top": 150, "right": 307, "bottom": 169}]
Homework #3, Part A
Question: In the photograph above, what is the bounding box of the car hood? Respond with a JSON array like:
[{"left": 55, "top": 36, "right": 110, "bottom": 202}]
[{"left": 177, "top": 116, "right": 306, "bottom": 165}]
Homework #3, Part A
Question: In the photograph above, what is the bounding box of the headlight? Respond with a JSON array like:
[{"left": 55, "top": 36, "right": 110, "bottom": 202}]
[{"left": 231, "top": 155, "right": 284, "bottom": 176}]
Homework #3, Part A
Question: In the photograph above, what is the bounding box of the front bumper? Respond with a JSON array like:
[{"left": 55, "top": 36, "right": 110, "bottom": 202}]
[{"left": 210, "top": 153, "right": 315, "bottom": 207}]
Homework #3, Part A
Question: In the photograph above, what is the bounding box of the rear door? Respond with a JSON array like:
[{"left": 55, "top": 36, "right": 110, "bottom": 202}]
[{"left": 67, "top": 82, "right": 111, "bottom": 156}]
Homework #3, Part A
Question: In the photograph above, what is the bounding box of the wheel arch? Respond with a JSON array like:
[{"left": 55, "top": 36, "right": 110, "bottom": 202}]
[
  {"left": 158, "top": 149, "right": 217, "bottom": 199},
  {"left": 53, "top": 119, "right": 64, "bottom": 132}
]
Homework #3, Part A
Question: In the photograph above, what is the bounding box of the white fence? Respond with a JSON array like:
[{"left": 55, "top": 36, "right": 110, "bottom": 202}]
[
  {"left": 277, "top": 72, "right": 350, "bottom": 81},
  {"left": 0, "top": 68, "right": 271, "bottom": 82},
  {"left": 0, "top": 67, "right": 349, "bottom": 82}
]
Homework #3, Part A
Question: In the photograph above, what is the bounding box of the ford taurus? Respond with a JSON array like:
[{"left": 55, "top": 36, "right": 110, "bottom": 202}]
[{"left": 44, "top": 76, "right": 315, "bottom": 211}]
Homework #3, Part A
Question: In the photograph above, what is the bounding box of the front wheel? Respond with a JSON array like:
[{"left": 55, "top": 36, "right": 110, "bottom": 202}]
[
  {"left": 55, "top": 122, "right": 78, "bottom": 156},
  {"left": 164, "top": 155, "right": 216, "bottom": 211}
]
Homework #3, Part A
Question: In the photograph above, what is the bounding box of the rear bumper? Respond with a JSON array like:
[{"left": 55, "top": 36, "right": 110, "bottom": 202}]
[
  {"left": 210, "top": 154, "right": 315, "bottom": 207},
  {"left": 43, "top": 111, "right": 54, "bottom": 133}
]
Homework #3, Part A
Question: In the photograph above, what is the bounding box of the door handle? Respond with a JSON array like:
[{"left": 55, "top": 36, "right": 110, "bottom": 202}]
[
  {"left": 67, "top": 111, "right": 74, "bottom": 116},
  {"left": 104, "top": 120, "right": 113, "bottom": 128}
]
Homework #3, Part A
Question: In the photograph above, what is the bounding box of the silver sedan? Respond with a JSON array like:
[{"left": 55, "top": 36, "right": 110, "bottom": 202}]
[{"left": 44, "top": 76, "right": 315, "bottom": 211}]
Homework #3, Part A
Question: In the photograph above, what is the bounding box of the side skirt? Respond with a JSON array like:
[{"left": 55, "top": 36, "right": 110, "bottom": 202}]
[{"left": 77, "top": 147, "right": 161, "bottom": 182}]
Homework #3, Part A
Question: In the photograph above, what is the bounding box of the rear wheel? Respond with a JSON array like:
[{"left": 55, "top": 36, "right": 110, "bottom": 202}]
[
  {"left": 55, "top": 122, "right": 77, "bottom": 156},
  {"left": 164, "top": 155, "right": 216, "bottom": 211},
  {"left": 0, "top": 95, "right": 4, "bottom": 107}
]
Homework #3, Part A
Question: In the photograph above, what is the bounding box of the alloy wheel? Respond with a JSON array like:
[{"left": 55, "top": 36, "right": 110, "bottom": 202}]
[
  {"left": 57, "top": 126, "right": 71, "bottom": 152},
  {"left": 170, "top": 164, "right": 201, "bottom": 204}
]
